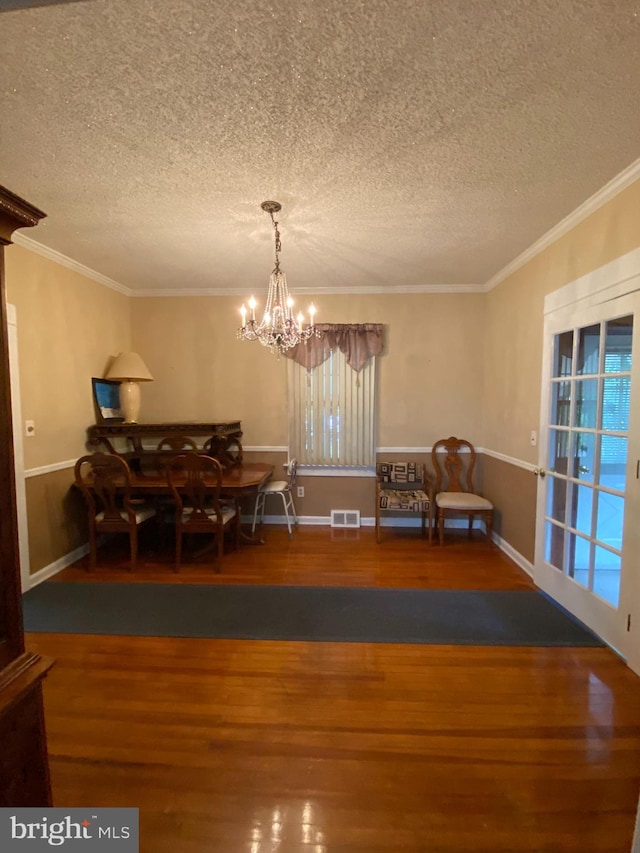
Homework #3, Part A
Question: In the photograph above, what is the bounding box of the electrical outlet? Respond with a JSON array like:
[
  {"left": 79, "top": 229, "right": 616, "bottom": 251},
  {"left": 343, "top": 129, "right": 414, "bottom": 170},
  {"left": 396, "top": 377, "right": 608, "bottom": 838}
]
[
  {"left": 530, "top": 430, "right": 537, "bottom": 446},
  {"left": 297, "top": 486, "right": 305, "bottom": 498},
  {"left": 25, "top": 420, "right": 35, "bottom": 437}
]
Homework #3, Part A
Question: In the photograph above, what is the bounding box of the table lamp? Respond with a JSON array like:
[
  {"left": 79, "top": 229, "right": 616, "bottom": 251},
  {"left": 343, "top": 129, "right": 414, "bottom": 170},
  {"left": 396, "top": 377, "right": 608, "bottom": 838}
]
[{"left": 105, "top": 352, "right": 153, "bottom": 423}]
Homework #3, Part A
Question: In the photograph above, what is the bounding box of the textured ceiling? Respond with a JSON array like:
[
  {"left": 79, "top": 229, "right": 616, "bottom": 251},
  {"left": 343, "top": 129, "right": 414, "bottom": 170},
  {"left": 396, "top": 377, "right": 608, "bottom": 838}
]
[{"left": 1, "top": 0, "right": 639, "bottom": 295}]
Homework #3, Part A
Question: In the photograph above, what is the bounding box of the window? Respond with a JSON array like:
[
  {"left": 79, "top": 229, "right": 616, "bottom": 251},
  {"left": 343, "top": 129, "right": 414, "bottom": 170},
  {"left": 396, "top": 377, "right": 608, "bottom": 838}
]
[{"left": 288, "top": 348, "right": 376, "bottom": 466}]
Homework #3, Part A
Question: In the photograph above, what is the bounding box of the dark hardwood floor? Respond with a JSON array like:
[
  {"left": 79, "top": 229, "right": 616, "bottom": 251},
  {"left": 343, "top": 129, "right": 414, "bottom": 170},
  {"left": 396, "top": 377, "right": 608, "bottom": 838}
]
[{"left": 26, "top": 525, "right": 640, "bottom": 852}]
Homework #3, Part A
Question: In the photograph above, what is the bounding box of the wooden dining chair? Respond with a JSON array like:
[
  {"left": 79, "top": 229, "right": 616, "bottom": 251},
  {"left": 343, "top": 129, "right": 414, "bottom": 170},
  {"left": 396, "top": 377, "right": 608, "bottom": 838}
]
[
  {"left": 157, "top": 435, "right": 198, "bottom": 453},
  {"left": 202, "top": 435, "right": 243, "bottom": 467},
  {"left": 431, "top": 436, "right": 494, "bottom": 545},
  {"left": 166, "top": 452, "right": 239, "bottom": 571},
  {"left": 74, "top": 452, "right": 157, "bottom": 571}
]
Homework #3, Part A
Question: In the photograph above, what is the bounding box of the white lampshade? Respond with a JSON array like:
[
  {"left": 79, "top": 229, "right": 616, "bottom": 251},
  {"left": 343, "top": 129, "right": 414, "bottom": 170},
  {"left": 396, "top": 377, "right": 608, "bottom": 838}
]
[
  {"left": 105, "top": 352, "right": 153, "bottom": 423},
  {"left": 105, "top": 352, "right": 154, "bottom": 382}
]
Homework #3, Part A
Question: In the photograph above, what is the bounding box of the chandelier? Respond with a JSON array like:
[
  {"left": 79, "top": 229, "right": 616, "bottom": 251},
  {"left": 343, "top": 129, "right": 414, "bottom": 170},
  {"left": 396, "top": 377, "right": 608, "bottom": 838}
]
[{"left": 238, "top": 201, "right": 318, "bottom": 355}]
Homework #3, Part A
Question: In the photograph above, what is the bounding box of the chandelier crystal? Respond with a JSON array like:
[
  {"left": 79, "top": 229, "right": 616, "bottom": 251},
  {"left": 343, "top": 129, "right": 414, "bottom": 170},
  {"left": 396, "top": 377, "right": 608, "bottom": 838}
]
[{"left": 238, "top": 201, "right": 318, "bottom": 355}]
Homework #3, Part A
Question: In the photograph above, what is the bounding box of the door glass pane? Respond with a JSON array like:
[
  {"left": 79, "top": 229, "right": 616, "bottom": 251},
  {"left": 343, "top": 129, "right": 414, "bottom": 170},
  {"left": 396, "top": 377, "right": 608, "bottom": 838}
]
[
  {"left": 553, "top": 331, "right": 573, "bottom": 377},
  {"left": 548, "top": 428, "right": 571, "bottom": 474},
  {"left": 574, "top": 379, "right": 598, "bottom": 428},
  {"left": 546, "top": 475, "right": 567, "bottom": 524},
  {"left": 604, "top": 315, "right": 633, "bottom": 372},
  {"left": 567, "top": 532, "right": 590, "bottom": 587},
  {"left": 596, "top": 491, "right": 624, "bottom": 550},
  {"left": 601, "top": 376, "right": 630, "bottom": 431},
  {"left": 577, "top": 324, "right": 600, "bottom": 375},
  {"left": 569, "top": 483, "right": 593, "bottom": 536},
  {"left": 551, "top": 380, "right": 571, "bottom": 425},
  {"left": 599, "top": 435, "right": 627, "bottom": 491},
  {"left": 545, "top": 521, "right": 564, "bottom": 570},
  {"left": 571, "top": 432, "right": 595, "bottom": 483},
  {"left": 593, "top": 546, "right": 621, "bottom": 607}
]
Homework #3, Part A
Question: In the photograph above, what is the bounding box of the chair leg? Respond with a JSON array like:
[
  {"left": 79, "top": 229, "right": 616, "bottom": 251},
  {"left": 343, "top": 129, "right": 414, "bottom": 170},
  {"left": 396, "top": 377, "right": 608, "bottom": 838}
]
[
  {"left": 252, "top": 492, "right": 264, "bottom": 534},
  {"left": 281, "top": 492, "right": 293, "bottom": 537},
  {"left": 438, "top": 511, "right": 444, "bottom": 546},
  {"left": 216, "top": 526, "right": 223, "bottom": 572},
  {"left": 174, "top": 526, "right": 182, "bottom": 572},
  {"left": 485, "top": 510, "right": 493, "bottom": 543},
  {"left": 468, "top": 514, "right": 474, "bottom": 538},
  {"left": 375, "top": 501, "right": 381, "bottom": 543},
  {"left": 234, "top": 500, "right": 241, "bottom": 549},
  {"left": 130, "top": 526, "right": 138, "bottom": 572},
  {"left": 288, "top": 491, "right": 298, "bottom": 526},
  {"left": 87, "top": 523, "right": 97, "bottom": 571}
]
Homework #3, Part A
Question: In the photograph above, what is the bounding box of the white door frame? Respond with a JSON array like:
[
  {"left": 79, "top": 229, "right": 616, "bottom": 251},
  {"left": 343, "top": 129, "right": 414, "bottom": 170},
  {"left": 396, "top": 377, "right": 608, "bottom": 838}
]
[
  {"left": 536, "top": 248, "right": 640, "bottom": 675},
  {"left": 7, "top": 303, "right": 30, "bottom": 592}
]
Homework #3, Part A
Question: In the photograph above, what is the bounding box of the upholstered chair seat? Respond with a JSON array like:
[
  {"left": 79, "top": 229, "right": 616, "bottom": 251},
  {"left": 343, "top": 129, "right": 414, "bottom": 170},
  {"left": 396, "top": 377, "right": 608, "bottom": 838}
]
[
  {"left": 435, "top": 492, "right": 493, "bottom": 511},
  {"left": 95, "top": 505, "right": 156, "bottom": 524},
  {"left": 375, "top": 461, "right": 433, "bottom": 544}
]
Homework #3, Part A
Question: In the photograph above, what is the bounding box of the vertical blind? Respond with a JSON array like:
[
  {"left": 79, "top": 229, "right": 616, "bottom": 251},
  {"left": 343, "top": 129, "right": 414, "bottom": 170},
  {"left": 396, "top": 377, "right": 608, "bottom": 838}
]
[{"left": 288, "top": 348, "right": 376, "bottom": 466}]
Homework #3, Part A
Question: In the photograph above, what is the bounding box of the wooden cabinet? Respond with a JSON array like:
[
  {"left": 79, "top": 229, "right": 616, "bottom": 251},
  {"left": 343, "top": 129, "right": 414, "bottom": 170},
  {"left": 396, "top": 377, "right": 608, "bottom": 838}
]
[
  {"left": 0, "top": 185, "right": 54, "bottom": 806},
  {"left": 87, "top": 421, "right": 244, "bottom": 467}
]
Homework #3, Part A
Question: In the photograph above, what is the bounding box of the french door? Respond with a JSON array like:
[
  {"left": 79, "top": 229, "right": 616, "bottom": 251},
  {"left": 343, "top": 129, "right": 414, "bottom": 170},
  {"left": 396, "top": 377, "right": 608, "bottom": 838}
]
[{"left": 535, "top": 290, "right": 640, "bottom": 670}]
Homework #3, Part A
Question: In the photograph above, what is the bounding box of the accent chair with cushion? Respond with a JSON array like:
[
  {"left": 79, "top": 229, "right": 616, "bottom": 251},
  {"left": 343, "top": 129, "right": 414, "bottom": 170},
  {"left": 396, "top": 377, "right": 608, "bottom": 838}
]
[
  {"left": 74, "top": 452, "right": 157, "bottom": 571},
  {"left": 375, "top": 461, "right": 433, "bottom": 544},
  {"left": 431, "top": 436, "right": 494, "bottom": 545}
]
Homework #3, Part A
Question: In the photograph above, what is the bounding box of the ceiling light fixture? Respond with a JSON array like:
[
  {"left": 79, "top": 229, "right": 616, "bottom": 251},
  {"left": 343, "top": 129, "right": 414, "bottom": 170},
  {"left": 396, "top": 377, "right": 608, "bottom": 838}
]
[{"left": 238, "top": 201, "right": 318, "bottom": 355}]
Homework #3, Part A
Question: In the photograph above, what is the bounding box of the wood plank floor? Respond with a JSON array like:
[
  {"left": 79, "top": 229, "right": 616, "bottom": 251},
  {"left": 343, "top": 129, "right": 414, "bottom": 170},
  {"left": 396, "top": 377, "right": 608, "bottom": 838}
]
[{"left": 26, "top": 526, "right": 640, "bottom": 852}]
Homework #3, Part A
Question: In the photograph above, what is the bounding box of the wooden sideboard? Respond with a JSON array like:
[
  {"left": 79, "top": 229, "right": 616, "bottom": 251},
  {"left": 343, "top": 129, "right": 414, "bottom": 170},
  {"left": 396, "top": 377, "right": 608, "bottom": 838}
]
[
  {"left": 0, "top": 185, "right": 54, "bottom": 806},
  {"left": 87, "top": 421, "right": 244, "bottom": 468}
]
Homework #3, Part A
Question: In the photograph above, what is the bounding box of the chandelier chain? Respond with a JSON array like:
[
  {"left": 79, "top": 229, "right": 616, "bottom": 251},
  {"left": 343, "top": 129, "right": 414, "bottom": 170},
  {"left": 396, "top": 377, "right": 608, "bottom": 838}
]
[{"left": 269, "top": 209, "right": 282, "bottom": 275}]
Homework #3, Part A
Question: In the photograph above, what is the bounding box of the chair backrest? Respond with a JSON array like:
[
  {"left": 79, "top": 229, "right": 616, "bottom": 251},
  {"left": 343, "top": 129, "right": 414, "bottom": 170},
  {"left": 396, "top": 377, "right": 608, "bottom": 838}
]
[
  {"left": 157, "top": 435, "right": 198, "bottom": 453},
  {"left": 167, "top": 452, "right": 223, "bottom": 522},
  {"left": 376, "top": 461, "right": 425, "bottom": 489},
  {"left": 202, "top": 436, "right": 243, "bottom": 466},
  {"left": 74, "top": 452, "right": 134, "bottom": 522},
  {"left": 287, "top": 458, "right": 298, "bottom": 488},
  {"left": 431, "top": 437, "right": 477, "bottom": 494}
]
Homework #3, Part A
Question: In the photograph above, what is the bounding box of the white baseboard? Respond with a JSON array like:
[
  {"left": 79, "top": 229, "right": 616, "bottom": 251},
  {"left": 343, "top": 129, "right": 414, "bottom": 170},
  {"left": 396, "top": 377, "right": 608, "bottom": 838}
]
[
  {"left": 490, "top": 531, "right": 535, "bottom": 577},
  {"left": 246, "top": 515, "right": 487, "bottom": 530},
  {"left": 26, "top": 543, "right": 90, "bottom": 590}
]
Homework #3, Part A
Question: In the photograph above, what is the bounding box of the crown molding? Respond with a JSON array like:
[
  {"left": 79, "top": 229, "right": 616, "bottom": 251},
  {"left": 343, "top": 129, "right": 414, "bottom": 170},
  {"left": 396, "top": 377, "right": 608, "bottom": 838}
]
[
  {"left": 132, "top": 283, "right": 484, "bottom": 297},
  {"left": 11, "top": 232, "right": 132, "bottom": 296},
  {"left": 484, "top": 157, "right": 640, "bottom": 292}
]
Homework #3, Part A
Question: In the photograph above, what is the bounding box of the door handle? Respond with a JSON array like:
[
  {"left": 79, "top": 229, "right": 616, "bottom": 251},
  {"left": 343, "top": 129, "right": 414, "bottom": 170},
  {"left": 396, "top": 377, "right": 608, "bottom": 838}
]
[{"left": 534, "top": 468, "right": 546, "bottom": 478}]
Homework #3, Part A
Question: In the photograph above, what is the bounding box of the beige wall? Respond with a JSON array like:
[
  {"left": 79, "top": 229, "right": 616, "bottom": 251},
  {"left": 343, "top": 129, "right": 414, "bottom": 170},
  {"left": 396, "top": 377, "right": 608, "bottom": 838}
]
[
  {"left": 6, "top": 245, "right": 131, "bottom": 469},
  {"left": 483, "top": 179, "right": 640, "bottom": 463},
  {"left": 482, "top": 177, "right": 640, "bottom": 561},
  {"left": 133, "top": 292, "right": 486, "bottom": 448}
]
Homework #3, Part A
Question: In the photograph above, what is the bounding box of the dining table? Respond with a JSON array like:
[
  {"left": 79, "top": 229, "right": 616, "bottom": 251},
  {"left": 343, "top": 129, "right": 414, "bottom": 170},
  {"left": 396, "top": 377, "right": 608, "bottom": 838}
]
[{"left": 78, "top": 461, "right": 275, "bottom": 546}]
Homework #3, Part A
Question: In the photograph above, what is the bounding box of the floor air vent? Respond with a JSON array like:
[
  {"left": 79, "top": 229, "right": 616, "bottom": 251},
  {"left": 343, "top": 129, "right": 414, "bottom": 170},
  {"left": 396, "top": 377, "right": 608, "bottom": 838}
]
[{"left": 331, "top": 510, "right": 361, "bottom": 529}]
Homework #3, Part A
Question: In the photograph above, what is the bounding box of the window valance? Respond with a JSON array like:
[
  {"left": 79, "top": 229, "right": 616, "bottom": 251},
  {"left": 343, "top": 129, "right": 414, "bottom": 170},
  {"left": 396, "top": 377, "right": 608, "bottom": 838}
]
[{"left": 284, "top": 323, "right": 384, "bottom": 372}]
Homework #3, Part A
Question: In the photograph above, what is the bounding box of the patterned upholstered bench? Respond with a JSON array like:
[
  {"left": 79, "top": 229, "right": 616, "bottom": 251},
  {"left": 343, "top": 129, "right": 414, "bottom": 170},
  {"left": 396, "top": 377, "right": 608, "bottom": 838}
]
[{"left": 375, "top": 461, "right": 433, "bottom": 544}]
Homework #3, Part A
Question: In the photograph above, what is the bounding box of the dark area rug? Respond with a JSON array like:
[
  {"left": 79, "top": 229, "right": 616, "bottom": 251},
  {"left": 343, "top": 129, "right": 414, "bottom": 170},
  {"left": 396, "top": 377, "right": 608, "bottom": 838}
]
[{"left": 22, "top": 583, "right": 604, "bottom": 646}]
